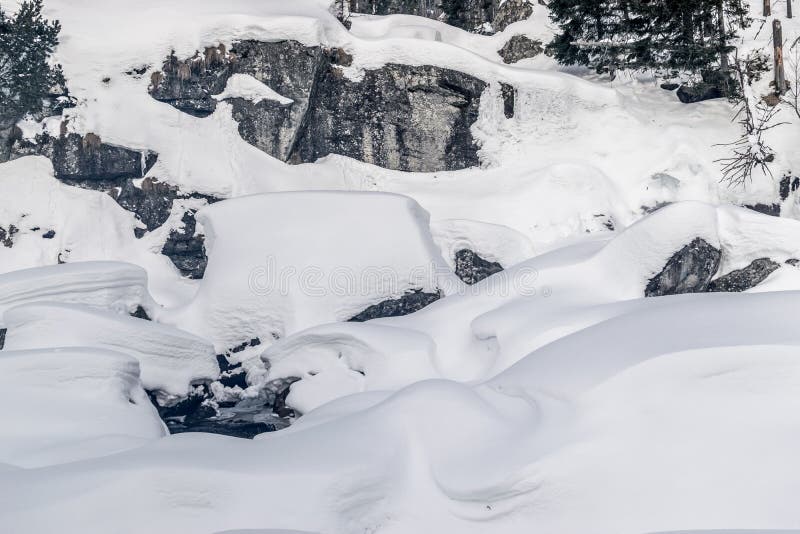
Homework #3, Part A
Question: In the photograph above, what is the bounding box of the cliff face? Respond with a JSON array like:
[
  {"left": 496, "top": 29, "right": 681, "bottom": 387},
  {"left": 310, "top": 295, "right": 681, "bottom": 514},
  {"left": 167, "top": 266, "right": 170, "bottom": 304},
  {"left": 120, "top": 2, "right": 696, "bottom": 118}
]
[{"left": 149, "top": 40, "right": 488, "bottom": 172}]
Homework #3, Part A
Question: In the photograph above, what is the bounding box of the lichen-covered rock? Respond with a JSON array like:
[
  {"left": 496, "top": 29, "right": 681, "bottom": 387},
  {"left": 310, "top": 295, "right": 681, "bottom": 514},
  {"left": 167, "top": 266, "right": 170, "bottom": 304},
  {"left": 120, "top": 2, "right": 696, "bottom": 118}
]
[
  {"left": 707, "top": 258, "right": 780, "bottom": 293},
  {"left": 348, "top": 289, "right": 442, "bottom": 322},
  {"left": 150, "top": 41, "right": 487, "bottom": 172},
  {"left": 454, "top": 249, "right": 504, "bottom": 285},
  {"left": 161, "top": 210, "right": 208, "bottom": 279},
  {"left": 645, "top": 238, "right": 722, "bottom": 297},
  {"left": 36, "top": 132, "right": 158, "bottom": 182},
  {"left": 492, "top": 0, "right": 534, "bottom": 32},
  {"left": 498, "top": 35, "right": 543, "bottom": 64}
]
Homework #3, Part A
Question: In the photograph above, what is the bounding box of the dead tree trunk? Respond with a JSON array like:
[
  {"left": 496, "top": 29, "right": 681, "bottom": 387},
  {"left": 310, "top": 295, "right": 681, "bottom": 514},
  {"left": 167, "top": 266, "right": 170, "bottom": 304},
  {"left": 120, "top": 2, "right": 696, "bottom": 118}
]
[
  {"left": 789, "top": 0, "right": 794, "bottom": 18},
  {"left": 774, "top": 19, "right": 787, "bottom": 94},
  {"left": 764, "top": 0, "right": 771, "bottom": 16}
]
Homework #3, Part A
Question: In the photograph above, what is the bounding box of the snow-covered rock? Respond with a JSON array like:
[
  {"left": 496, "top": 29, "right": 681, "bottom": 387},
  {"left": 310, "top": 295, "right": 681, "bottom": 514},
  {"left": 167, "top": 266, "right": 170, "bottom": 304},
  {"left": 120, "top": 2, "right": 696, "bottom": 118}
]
[
  {"left": 0, "top": 261, "right": 156, "bottom": 327},
  {"left": 3, "top": 303, "right": 218, "bottom": 397},
  {"left": 168, "top": 191, "right": 462, "bottom": 349},
  {"left": 0, "top": 347, "right": 165, "bottom": 467}
]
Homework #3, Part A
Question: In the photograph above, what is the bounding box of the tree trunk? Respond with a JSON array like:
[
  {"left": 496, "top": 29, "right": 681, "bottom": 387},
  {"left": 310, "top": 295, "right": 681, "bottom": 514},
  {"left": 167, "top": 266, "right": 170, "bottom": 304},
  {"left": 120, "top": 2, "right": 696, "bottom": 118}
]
[
  {"left": 774, "top": 19, "right": 786, "bottom": 94},
  {"left": 764, "top": 0, "right": 771, "bottom": 16},
  {"left": 788, "top": 0, "right": 794, "bottom": 18},
  {"left": 717, "top": 0, "right": 729, "bottom": 74}
]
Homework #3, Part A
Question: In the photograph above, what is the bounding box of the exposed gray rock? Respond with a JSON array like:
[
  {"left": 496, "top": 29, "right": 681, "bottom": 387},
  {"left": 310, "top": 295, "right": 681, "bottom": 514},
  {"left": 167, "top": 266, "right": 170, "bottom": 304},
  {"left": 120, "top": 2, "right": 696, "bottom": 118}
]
[
  {"left": 500, "top": 82, "right": 516, "bottom": 119},
  {"left": 499, "top": 35, "right": 544, "bottom": 64},
  {"left": 645, "top": 238, "right": 722, "bottom": 297},
  {"left": 113, "top": 177, "right": 183, "bottom": 235},
  {"left": 34, "top": 132, "right": 158, "bottom": 182},
  {"left": 492, "top": 0, "right": 534, "bottom": 32},
  {"left": 150, "top": 41, "right": 487, "bottom": 172},
  {"left": 454, "top": 249, "right": 504, "bottom": 285},
  {"left": 348, "top": 289, "right": 442, "bottom": 322},
  {"left": 707, "top": 258, "right": 780, "bottom": 293},
  {"left": 745, "top": 203, "right": 781, "bottom": 217},
  {"left": 292, "top": 62, "right": 486, "bottom": 172},
  {"left": 161, "top": 210, "right": 208, "bottom": 279},
  {"left": 0, "top": 225, "right": 18, "bottom": 248}
]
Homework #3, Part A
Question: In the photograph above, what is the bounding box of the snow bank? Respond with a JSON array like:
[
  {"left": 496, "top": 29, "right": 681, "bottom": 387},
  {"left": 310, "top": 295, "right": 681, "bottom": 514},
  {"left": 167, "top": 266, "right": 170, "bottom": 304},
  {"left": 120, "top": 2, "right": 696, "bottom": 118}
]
[
  {"left": 0, "top": 347, "right": 165, "bottom": 467},
  {"left": 3, "top": 303, "right": 218, "bottom": 397},
  {"left": 167, "top": 191, "right": 462, "bottom": 349},
  {"left": 0, "top": 261, "right": 155, "bottom": 327},
  {"left": 0, "top": 156, "right": 197, "bottom": 307},
  {"left": 262, "top": 322, "right": 438, "bottom": 413},
  {"left": 215, "top": 73, "right": 294, "bottom": 105}
]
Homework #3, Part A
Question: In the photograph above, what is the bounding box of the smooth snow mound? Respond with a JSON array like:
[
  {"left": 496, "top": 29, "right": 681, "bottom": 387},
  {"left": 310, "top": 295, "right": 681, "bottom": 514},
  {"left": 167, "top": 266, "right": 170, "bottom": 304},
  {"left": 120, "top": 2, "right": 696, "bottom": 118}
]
[
  {"left": 0, "top": 261, "right": 155, "bottom": 327},
  {"left": 167, "top": 191, "right": 462, "bottom": 350},
  {"left": 0, "top": 347, "right": 165, "bottom": 468},
  {"left": 3, "top": 303, "right": 218, "bottom": 397}
]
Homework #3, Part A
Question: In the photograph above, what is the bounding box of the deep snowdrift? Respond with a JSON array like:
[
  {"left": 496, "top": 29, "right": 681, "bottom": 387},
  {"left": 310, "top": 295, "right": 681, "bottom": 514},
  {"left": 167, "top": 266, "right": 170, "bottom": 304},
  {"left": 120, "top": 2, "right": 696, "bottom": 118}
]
[{"left": 1, "top": 0, "right": 800, "bottom": 533}]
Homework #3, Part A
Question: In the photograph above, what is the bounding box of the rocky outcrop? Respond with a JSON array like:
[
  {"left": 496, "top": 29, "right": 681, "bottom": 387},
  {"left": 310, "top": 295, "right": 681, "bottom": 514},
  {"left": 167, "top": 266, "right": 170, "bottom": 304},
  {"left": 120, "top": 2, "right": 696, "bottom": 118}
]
[
  {"left": 499, "top": 35, "right": 543, "bottom": 64},
  {"left": 161, "top": 210, "right": 208, "bottom": 279},
  {"left": 707, "top": 258, "right": 780, "bottom": 292},
  {"left": 0, "top": 225, "right": 18, "bottom": 248},
  {"left": 454, "top": 249, "right": 504, "bottom": 284},
  {"left": 492, "top": 0, "right": 534, "bottom": 32},
  {"left": 645, "top": 238, "right": 722, "bottom": 297},
  {"left": 348, "top": 289, "right": 442, "bottom": 322},
  {"left": 149, "top": 41, "right": 487, "bottom": 172},
  {"left": 112, "top": 177, "right": 183, "bottom": 236},
  {"left": 21, "top": 131, "right": 158, "bottom": 182}
]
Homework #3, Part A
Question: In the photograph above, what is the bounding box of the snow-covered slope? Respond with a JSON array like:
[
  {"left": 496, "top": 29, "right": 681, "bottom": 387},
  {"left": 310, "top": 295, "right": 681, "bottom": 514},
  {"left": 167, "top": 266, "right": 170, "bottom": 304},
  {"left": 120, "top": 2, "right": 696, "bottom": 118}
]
[{"left": 1, "top": 0, "right": 800, "bottom": 532}]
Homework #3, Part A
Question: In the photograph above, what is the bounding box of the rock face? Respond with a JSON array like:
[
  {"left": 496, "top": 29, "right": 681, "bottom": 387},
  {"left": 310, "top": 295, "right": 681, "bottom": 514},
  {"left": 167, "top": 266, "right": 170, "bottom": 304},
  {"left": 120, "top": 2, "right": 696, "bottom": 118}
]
[
  {"left": 492, "top": 0, "right": 534, "bottom": 32},
  {"left": 645, "top": 238, "right": 722, "bottom": 297},
  {"left": 499, "top": 35, "right": 544, "bottom": 64},
  {"left": 149, "top": 41, "right": 487, "bottom": 172},
  {"left": 36, "top": 132, "right": 158, "bottom": 182},
  {"left": 707, "top": 258, "right": 780, "bottom": 292},
  {"left": 0, "top": 225, "right": 18, "bottom": 248},
  {"left": 161, "top": 210, "right": 208, "bottom": 279},
  {"left": 454, "top": 249, "right": 504, "bottom": 284},
  {"left": 348, "top": 289, "right": 442, "bottom": 322}
]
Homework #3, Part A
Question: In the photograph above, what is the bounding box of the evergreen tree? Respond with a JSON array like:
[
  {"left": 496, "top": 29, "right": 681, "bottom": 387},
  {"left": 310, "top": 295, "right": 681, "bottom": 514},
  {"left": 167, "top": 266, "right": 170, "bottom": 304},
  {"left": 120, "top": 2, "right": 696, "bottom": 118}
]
[
  {"left": 546, "top": 0, "right": 750, "bottom": 80},
  {"left": 0, "top": 0, "right": 64, "bottom": 123}
]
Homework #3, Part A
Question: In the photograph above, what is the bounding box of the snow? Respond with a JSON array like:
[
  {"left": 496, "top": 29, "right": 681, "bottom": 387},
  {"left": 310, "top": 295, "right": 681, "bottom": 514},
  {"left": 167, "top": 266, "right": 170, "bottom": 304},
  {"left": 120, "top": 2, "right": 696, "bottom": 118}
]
[
  {"left": 165, "top": 191, "right": 462, "bottom": 350},
  {"left": 1, "top": 0, "right": 800, "bottom": 532},
  {"left": 0, "top": 347, "right": 165, "bottom": 468},
  {"left": 214, "top": 73, "right": 294, "bottom": 105},
  {"left": 3, "top": 303, "right": 218, "bottom": 397},
  {"left": 0, "top": 261, "right": 156, "bottom": 327}
]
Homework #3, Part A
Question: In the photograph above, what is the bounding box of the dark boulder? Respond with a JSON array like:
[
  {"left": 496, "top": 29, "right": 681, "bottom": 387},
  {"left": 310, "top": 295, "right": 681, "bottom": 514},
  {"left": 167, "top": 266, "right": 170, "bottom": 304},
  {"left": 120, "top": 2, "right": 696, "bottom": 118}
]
[
  {"left": 676, "top": 83, "right": 723, "bottom": 104},
  {"left": 493, "top": 0, "right": 534, "bottom": 32},
  {"left": 645, "top": 238, "right": 722, "bottom": 297},
  {"left": 0, "top": 225, "right": 18, "bottom": 248},
  {"left": 707, "top": 258, "right": 780, "bottom": 293},
  {"left": 498, "top": 35, "right": 543, "bottom": 64},
  {"left": 38, "top": 132, "right": 157, "bottom": 182},
  {"left": 348, "top": 289, "right": 442, "bottom": 322},
  {"left": 454, "top": 249, "right": 504, "bottom": 285},
  {"left": 500, "top": 83, "right": 515, "bottom": 119},
  {"left": 744, "top": 203, "right": 781, "bottom": 217},
  {"left": 161, "top": 210, "right": 207, "bottom": 279},
  {"left": 113, "top": 177, "right": 183, "bottom": 233},
  {"left": 660, "top": 82, "right": 680, "bottom": 91}
]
